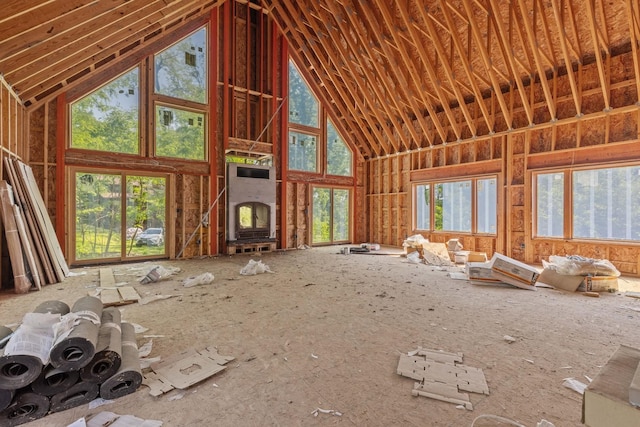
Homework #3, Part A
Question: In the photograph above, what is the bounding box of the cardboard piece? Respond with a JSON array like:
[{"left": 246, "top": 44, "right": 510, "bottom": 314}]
[
  {"left": 583, "top": 345, "right": 640, "bottom": 426},
  {"left": 397, "top": 349, "right": 489, "bottom": 410},
  {"left": 537, "top": 268, "right": 584, "bottom": 292},
  {"left": 143, "top": 347, "right": 234, "bottom": 397}
]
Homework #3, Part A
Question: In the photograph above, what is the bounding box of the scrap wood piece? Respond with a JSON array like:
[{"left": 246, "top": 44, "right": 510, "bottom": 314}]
[
  {"left": 99, "top": 268, "right": 116, "bottom": 287},
  {"left": 99, "top": 286, "right": 141, "bottom": 307},
  {"left": 0, "top": 181, "right": 32, "bottom": 293},
  {"left": 143, "top": 347, "right": 234, "bottom": 396}
]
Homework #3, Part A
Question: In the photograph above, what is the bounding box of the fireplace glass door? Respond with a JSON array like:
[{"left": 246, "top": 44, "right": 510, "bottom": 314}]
[{"left": 236, "top": 202, "right": 270, "bottom": 240}]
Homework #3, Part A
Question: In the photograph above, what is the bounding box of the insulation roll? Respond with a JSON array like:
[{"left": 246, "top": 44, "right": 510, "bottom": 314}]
[
  {"left": 49, "top": 296, "right": 103, "bottom": 371},
  {"left": 0, "top": 300, "right": 69, "bottom": 390},
  {"left": 0, "top": 326, "right": 13, "bottom": 348},
  {"left": 99, "top": 322, "right": 142, "bottom": 400},
  {"left": 0, "top": 388, "right": 13, "bottom": 412},
  {"left": 0, "top": 355, "right": 42, "bottom": 391},
  {"left": 49, "top": 380, "right": 99, "bottom": 413},
  {"left": 80, "top": 307, "right": 122, "bottom": 383},
  {"left": 0, "top": 391, "right": 49, "bottom": 426},
  {"left": 30, "top": 364, "right": 79, "bottom": 396},
  {"left": 32, "top": 300, "right": 70, "bottom": 316}
]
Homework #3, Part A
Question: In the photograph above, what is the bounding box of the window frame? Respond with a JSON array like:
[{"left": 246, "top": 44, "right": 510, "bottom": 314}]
[
  {"left": 532, "top": 162, "right": 640, "bottom": 243},
  {"left": 287, "top": 57, "right": 354, "bottom": 178},
  {"left": 412, "top": 175, "right": 498, "bottom": 236}
]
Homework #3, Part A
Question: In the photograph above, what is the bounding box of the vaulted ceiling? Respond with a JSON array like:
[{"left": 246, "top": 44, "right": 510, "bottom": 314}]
[
  {"left": 267, "top": 0, "right": 640, "bottom": 158},
  {"left": 1, "top": 1, "right": 639, "bottom": 159}
]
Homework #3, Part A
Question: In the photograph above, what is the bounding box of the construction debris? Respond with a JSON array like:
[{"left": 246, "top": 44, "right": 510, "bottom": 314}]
[
  {"left": 0, "top": 297, "right": 143, "bottom": 426},
  {"left": 142, "top": 347, "right": 234, "bottom": 397},
  {"left": 396, "top": 348, "right": 489, "bottom": 410}
]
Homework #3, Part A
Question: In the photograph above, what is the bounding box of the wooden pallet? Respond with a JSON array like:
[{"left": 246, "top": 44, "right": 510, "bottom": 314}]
[{"left": 227, "top": 242, "right": 276, "bottom": 255}]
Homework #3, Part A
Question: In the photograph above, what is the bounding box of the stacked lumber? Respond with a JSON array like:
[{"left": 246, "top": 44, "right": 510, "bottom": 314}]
[
  {"left": 0, "top": 158, "right": 68, "bottom": 292},
  {"left": 0, "top": 297, "right": 142, "bottom": 426}
]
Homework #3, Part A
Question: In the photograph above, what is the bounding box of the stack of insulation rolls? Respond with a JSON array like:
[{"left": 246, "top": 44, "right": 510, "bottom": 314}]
[{"left": 0, "top": 297, "right": 143, "bottom": 426}]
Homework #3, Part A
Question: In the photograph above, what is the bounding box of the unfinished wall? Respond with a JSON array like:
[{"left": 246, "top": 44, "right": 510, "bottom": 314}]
[
  {"left": 367, "top": 49, "right": 640, "bottom": 275},
  {"left": 0, "top": 75, "right": 28, "bottom": 286},
  {"left": 23, "top": 1, "right": 297, "bottom": 263}
]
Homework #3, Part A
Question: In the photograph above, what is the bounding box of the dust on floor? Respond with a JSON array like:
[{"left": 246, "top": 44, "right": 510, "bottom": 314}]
[{"left": 2, "top": 246, "right": 640, "bottom": 427}]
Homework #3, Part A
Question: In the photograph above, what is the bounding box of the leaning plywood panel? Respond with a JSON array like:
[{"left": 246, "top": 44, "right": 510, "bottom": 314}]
[
  {"left": 13, "top": 159, "right": 68, "bottom": 281},
  {"left": 0, "top": 182, "right": 31, "bottom": 293},
  {"left": 4, "top": 158, "right": 56, "bottom": 284},
  {"left": 12, "top": 203, "right": 41, "bottom": 290}
]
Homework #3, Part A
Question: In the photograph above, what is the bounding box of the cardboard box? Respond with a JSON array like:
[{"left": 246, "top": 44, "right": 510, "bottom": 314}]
[
  {"left": 466, "top": 262, "right": 494, "bottom": 280},
  {"left": 581, "top": 275, "right": 619, "bottom": 293},
  {"left": 489, "top": 253, "right": 539, "bottom": 291},
  {"left": 583, "top": 345, "right": 640, "bottom": 426},
  {"left": 467, "top": 251, "right": 488, "bottom": 262},
  {"left": 537, "top": 268, "right": 584, "bottom": 292}
]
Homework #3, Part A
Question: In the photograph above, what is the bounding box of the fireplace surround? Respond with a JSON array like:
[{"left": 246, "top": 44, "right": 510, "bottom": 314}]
[{"left": 226, "top": 163, "right": 276, "bottom": 246}]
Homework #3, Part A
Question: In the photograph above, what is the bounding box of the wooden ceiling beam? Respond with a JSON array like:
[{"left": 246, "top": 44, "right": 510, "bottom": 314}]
[
  {"left": 4, "top": 0, "right": 172, "bottom": 87},
  {"left": 551, "top": 0, "right": 582, "bottom": 115},
  {"left": 585, "top": 0, "right": 610, "bottom": 110},
  {"left": 412, "top": 1, "right": 477, "bottom": 136},
  {"left": 487, "top": 0, "right": 534, "bottom": 124},
  {"left": 391, "top": 1, "right": 462, "bottom": 140},
  {"left": 303, "top": 2, "right": 403, "bottom": 153},
  {"left": 437, "top": 0, "right": 493, "bottom": 131},
  {"left": 268, "top": 1, "right": 382, "bottom": 156},
  {"left": 628, "top": 0, "right": 640, "bottom": 102},
  {"left": 0, "top": 0, "right": 92, "bottom": 58},
  {"left": 20, "top": 2, "right": 222, "bottom": 106},
  {"left": 347, "top": 1, "right": 437, "bottom": 146},
  {"left": 320, "top": 2, "right": 425, "bottom": 151},
  {"left": 363, "top": 0, "right": 449, "bottom": 144},
  {"left": 515, "top": 0, "right": 556, "bottom": 119},
  {"left": 564, "top": 0, "right": 583, "bottom": 59},
  {"left": 534, "top": 0, "right": 558, "bottom": 68},
  {"left": 0, "top": 0, "right": 56, "bottom": 24}
]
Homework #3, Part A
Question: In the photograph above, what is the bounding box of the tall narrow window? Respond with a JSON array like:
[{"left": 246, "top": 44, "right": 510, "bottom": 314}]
[
  {"left": 536, "top": 172, "right": 564, "bottom": 237},
  {"left": 288, "top": 60, "right": 319, "bottom": 127},
  {"left": 327, "top": 119, "right": 352, "bottom": 176},
  {"left": 415, "top": 184, "right": 430, "bottom": 230},
  {"left": 435, "top": 181, "right": 472, "bottom": 232},
  {"left": 477, "top": 178, "right": 497, "bottom": 234},
  {"left": 71, "top": 68, "right": 139, "bottom": 154}
]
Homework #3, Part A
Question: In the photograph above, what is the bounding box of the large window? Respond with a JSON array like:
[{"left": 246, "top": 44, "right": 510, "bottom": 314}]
[
  {"left": 153, "top": 28, "right": 208, "bottom": 161},
  {"left": 73, "top": 171, "right": 167, "bottom": 262},
  {"left": 70, "top": 26, "right": 209, "bottom": 162},
  {"left": 535, "top": 165, "right": 640, "bottom": 241},
  {"left": 414, "top": 177, "right": 497, "bottom": 234},
  {"left": 71, "top": 68, "right": 139, "bottom": 154},
  {"left": 287, "top": 59, "right": 353, "bottom": 176},
  {"left": 312, "top": 187, "right": 351, "bottom": 244}
]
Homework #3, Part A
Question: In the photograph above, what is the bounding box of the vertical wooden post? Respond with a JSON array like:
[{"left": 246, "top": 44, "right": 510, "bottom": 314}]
[
  {"left": 278, "top": 32, "right": 288, "bottom": 249},
  {"left": 56, "top": 93, "right": 66, "bottom": 256},
  {"left": 210, "top": 7, "right": 219, "bottom": 256}
]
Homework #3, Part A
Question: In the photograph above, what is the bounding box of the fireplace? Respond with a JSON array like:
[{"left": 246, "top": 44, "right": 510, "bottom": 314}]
[{"left": 227, "top": 163, "right": 276, "bottom": 246}]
